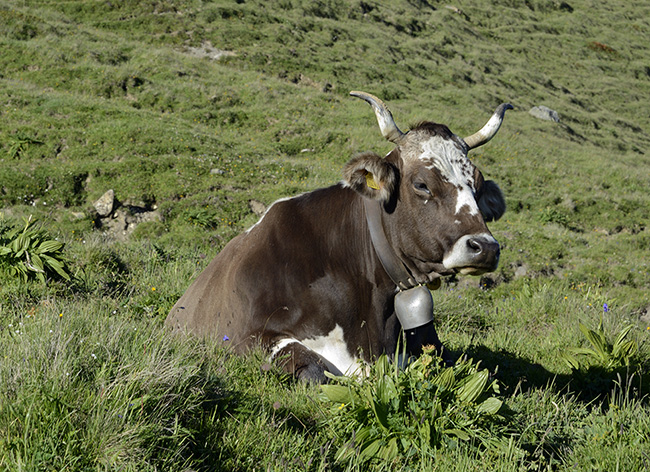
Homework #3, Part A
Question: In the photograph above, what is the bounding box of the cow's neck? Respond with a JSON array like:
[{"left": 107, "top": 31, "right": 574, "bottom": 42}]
[
  {"left": 363, "top": 198, "right": 418, "bottom": 290},
  {"left": 363, "top": 198, "right": 435, "bottom": 330}
]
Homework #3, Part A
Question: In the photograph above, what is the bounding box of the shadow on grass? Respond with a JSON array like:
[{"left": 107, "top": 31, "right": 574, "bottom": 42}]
[
  {"left": 462, "top": 344, "right": 649, "bottom": 405},
  {"left": 461, "top": 344, "right": 650, "bottom": 467}
]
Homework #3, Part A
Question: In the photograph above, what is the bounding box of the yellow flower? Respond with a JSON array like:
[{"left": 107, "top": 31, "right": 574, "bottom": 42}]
[
  {"left": 338, "top": 403, "right": 345, "bottom": 410},
  {"left": 151, "top": 287, "right": 156, "bottom": 291}
]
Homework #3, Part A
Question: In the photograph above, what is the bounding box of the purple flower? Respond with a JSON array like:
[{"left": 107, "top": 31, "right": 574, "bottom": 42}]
[
  {"left": 603, "top": 303, "right": 609, "bottom": 313},
  {"left": 222, "top": 335, "right": 230, "bottom": 342}
]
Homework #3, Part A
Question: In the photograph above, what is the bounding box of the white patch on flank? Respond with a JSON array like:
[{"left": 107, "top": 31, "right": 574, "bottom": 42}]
[
  {"left": 303, "top": 325, "right": 362, "bottom": 376},
  {"left": 270, "top": 325, "right": 363, "bottom": 376},
  {"left": 443, "top": 232, "right": 496, "bottom": 269},
  {"left": 419, "top": 136, "right": 480, "bottom": 216}
]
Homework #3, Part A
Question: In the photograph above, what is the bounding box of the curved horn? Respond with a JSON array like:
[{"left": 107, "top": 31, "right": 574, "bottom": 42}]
[
  {"left": 350, "top": 91, "right": 405, "bottom": 144},
  {"left": 463, "top": 103, "right": 513, "bottom": 150}
]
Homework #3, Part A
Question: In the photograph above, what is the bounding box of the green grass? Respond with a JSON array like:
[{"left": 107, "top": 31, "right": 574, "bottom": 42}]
[{"left": 1, "top": 0, "right": 650, "bottom": 470}]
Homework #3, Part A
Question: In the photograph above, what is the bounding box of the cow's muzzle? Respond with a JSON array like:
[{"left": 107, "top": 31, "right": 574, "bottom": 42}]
[{"left": 442, "top": 233, "right": 500, "bottom": 275}]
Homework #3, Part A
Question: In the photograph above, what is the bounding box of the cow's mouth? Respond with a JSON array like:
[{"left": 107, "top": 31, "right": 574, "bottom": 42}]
[
  {"left": 442, "top": 234, "right": 500, "bottom": 275},
  {"left": 418, "top": 265, "right": 454, "bottom": 283}
]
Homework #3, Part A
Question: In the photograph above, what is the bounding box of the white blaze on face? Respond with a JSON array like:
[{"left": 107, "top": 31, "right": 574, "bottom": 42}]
[{"left": 419, "top": 136, "right": 480, "bottom": 216}]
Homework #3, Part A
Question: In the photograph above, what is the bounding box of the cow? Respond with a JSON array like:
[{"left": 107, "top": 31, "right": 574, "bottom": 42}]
[{"left": 166, "top": 91, "right": 512, "bottom": 382}]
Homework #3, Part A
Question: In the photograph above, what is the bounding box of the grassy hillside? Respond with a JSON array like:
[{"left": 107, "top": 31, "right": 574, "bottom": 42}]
[{"left": 1, "top": 0, "right": 649, "bottom": 470}]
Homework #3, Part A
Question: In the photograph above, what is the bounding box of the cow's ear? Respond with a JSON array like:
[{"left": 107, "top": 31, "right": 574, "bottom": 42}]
[
  {"left": 478, "top": 180, "right": 506, "bottom": 222},
  {"left": 342, "top": 152, "right": 397, "bottom": 202}
]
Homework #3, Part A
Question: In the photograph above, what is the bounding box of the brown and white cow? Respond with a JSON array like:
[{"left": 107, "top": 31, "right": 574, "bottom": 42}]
[{"left": 166, "top": 92, "right": 511, "bottom": 382}]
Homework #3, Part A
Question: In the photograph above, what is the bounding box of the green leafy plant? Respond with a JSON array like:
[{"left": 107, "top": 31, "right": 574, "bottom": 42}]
[
  {"left": 0, "top": 214, "right": 72, "bottom": 283},
  {"left": 320, "top": 346, "right": 510, "bottom": 465},
  {"left": 6, "top": 134, "right": 43, "bottom": 159},
  {"left": 562, "top": 318, "right": 638, "bottom": 371},
  {"left": 184, "top": 208, "right": 218, "bottom": 229}
]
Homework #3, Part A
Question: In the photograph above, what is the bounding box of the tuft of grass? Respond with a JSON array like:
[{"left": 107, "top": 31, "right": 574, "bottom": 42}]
[{"left": 0, "top": 303, "right": 213, "bottom": 471}]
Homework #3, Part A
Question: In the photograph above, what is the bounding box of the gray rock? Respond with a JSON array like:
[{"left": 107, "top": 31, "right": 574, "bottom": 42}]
[
  {"left": 530, "top": 106, "right": 560, "bottom": 122},
  {"left": 93, "top": 189, "right": 115, "bottom": 217},
  {"left": 249, "top": 199, "right": 267, "bottom": 217},
  {"left": 514, "top": 265, "right": 528, "bottom": 278},
  {"left": 102, "top": 206, "right": 161, "bottom": 241}
]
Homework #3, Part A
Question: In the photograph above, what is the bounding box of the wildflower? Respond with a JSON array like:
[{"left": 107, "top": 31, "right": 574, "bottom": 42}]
[
  {"left": 59, "top": 313, "right": 63, "bottom": 318},
  {"left": 603, "top": 303, "right": 609, "bottom": 313},
  {"left": 338, "top": 403, "right": 346, "bottom": 410},
  {"left": 151, "top": 287, "right": 156, "bottom": 291},
  {"left": 222, "top": 335, "right": 230, "bottom": 342},
  {"left": 91, "top": 353, "right": 97, "bottom": 360}
]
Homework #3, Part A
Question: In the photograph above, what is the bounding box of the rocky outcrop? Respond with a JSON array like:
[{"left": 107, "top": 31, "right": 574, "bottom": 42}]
[
  {"left": 529, "top": 105, "right": 560, "bottom": 122},
  {"left": 92, "top": 190, "right": 160, "bottom": 240}
]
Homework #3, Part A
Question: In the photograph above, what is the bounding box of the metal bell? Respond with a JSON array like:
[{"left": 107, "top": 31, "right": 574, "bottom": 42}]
[{"left": 394, "top": 285, "right": 434, "bottom": 330}]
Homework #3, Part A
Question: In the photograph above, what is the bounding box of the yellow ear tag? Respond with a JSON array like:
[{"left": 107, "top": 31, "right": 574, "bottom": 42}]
[{"left": 365, "top": 173, "right": 380, "bottom": 190}]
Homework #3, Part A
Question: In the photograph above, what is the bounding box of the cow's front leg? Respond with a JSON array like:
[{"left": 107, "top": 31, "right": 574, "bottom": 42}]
[
  {"left": 271, "top": 340, "right": 342, "bottom": 383},
  {"left": 405, "top": 321, "right": 454, "bottom": 366}
]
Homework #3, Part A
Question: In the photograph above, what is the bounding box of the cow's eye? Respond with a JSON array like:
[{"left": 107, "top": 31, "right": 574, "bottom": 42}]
[{"left": 413, "top": 181, "right": 431, "bottom": 196}]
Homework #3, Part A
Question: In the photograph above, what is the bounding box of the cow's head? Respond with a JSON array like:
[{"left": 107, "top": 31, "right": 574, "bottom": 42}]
[{"left": 344, "top": 91, "right": 511, "bottom": 285}]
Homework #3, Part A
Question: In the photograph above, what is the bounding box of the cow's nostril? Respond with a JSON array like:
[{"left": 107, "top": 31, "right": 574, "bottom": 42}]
[{"left": 467, "top": 238, "right": 483, "bottom": 254}]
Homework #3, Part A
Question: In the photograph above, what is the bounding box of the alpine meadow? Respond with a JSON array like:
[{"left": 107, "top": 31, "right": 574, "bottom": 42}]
[{"left": 1, "top": 0, "right": 650, "bottom": 470}]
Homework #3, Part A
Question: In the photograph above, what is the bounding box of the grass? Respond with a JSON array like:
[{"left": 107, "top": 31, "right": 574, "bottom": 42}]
[{"left": 1, "top": 0, "right": 650, "bottom": 469}]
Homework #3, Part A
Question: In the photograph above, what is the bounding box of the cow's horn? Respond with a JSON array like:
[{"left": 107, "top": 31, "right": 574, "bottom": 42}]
[
  {"left": 463, "top": 103, "right": 513, "bottom": 150},
  {"left": 350, "top": 91, "right": 405, "bottom": 144}
]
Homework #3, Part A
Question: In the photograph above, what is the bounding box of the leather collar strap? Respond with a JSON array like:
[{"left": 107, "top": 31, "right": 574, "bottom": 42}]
[{"left": 363, "top": 198, "right": 418, "bottom": 291}]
